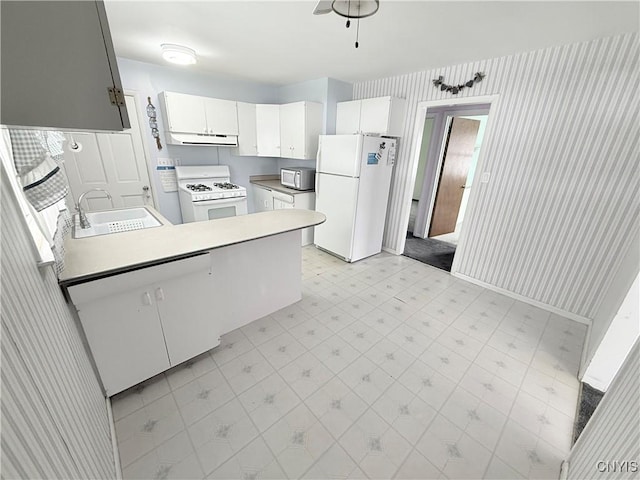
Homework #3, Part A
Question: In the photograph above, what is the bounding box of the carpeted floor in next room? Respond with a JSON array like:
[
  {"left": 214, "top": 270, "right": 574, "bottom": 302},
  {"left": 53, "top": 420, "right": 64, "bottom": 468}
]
[{"left": 403, "top": 232, "right": 457, "bottom": 272}]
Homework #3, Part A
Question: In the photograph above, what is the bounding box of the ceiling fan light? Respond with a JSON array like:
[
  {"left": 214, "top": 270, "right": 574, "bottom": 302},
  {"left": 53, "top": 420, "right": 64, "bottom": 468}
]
[
  {"left": 161, "top": 44, "right": 197, "bottom": 65},
  {"left": 331, "top": 0, "right": 379, "bottom": 19}
]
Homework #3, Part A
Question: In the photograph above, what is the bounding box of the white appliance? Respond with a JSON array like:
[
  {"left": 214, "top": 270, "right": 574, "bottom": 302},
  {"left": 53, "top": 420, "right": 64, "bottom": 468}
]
[
  {"left": 280, "top": 166, "right": 316, "bottom": 190},
  {"left": 315, "top": 134, "right": 397, "bottom": 262},
  {"left": 175, "top": 165, "right": 248, "bottom": 223}
]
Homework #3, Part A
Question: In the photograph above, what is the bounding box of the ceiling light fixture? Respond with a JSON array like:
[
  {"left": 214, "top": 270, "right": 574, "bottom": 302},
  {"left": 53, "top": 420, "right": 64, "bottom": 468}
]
[
  {"left": 161, "top": 44, "right": 197, "bottom": 65},
  {"left": 331, "top": 0, "right": 379, "bottom": 48}
]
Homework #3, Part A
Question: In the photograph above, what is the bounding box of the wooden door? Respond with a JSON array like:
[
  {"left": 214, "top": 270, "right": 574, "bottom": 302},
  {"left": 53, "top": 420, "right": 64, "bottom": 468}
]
[
  {"left": 63, "top": 95, "right": 154, "bottom": 211},
  {"left": 429, "top": 117, "right": 480, "bottom": 237}
]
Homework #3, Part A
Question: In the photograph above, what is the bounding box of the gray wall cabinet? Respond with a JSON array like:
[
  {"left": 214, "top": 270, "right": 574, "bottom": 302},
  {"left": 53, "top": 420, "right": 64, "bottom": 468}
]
[{"left": 1, "top": 1, "right": 129, "bottom": 131}]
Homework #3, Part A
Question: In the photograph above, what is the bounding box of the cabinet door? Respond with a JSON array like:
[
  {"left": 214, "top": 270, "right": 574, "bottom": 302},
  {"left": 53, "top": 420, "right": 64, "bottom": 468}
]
[
  {"left": 1, "top": 1, "right": 129, "bottom": 131},
  {"left": 273, "top": 191, "right": 294, "bottom": 209},
  {"left": 156, "top": 267, "right": 221, "bottom": 367},
  {"left": 256, "top": 105, "right": 280, "bottom": 157},
  {"left": 252, "top": 185, "right": 274, "bottom": 212},
  {"left": 336, "top": 100, "right": 362, "bottom": 134},
  {"left": 236, "top": 102, "right": 258, "bottom": 156},
  {"left": 280, "top": 102, "right": 306, "bottom": 159},
  {"left": 163, "top": 92, "right": 207, "bottom": 134},
  {"left": 74, "top": 287, "right": 170, "bottom": 396},
  {"left": 360, "top": 97, "right": 392, "bottom": 134},
  {"left": 204, "top": 98, "right": 239, "bottom": 135}
]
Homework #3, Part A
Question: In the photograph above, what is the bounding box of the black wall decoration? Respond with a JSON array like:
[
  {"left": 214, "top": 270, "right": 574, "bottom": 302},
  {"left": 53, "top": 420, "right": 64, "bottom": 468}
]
[{"left": 433, "top": 72, "right": 485, "bottom": 94}]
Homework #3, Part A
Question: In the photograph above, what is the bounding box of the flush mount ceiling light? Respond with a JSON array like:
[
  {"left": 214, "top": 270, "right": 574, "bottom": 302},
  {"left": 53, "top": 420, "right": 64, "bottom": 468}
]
[
  {"left": 313, "top": 0, "right": 379, "bottom": 48},
  {"left": 161, "top": 44, "right": 197, "bottom": 65}
]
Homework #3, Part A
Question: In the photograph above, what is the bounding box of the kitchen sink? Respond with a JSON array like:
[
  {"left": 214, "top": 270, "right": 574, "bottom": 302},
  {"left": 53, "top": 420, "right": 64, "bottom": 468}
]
[{"left": 72, "top": 207, "right": 162, "bottom": 239}]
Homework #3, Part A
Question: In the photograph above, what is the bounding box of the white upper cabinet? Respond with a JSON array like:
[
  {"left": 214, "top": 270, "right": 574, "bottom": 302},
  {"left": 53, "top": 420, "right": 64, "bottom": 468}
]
[
  {"left": 335, "top": 100, "right": 363, "bottom": 135},
  {"left": 256, "top": 104, "right": 281, "bottom": 157},
  {"left": 159, "top": 91, "right": 238, "bottom": 135},
  {"left": 204, "top": 98, "right": 239, "bottom": 135},
  {"left": 161, "top": 92, "right": 207, "bottom": 133},
  {"left": 280, "top": 101, "right": 323, "bottom": 160},
  {"left": 236, "top": 102, "right": 258, "bottom": 156},
  {"left": 336, "top": 96, "right": 406, "bottom": 137},
  {"left": 1, "top": 0, "right": 129, "bottom": 131}
]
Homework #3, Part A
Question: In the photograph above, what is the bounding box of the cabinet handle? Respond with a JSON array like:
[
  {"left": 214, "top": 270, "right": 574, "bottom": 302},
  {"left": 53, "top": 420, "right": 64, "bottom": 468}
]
[
  {"left": 142, "top": 292, "right": 152, "bottom": 306},
  {"left": 155, "top": 288, "right": 165, "bottom": 302}
]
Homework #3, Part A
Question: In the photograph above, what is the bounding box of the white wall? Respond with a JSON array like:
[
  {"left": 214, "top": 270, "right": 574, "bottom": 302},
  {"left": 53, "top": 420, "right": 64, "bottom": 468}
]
[
  {"left": 567, "top": 339, "right": 639, "bottom": 479},
  {"left": 353, "top": 33, "right": 639, "bottom": 337},
  {"left": 1, "top": 165, "right": 115, "bottom": 478},
  {"left": 583, "top": 274, "right": 639, "bottom": 391},
  {"left": 117, "top": 59, "right": 353, "bottom": 221},
  {"left": 276, "top": 77, "right": 352, "bottom": 171},
  {"left": 117, "top": 58, "right": 282, "bottom": 223}
]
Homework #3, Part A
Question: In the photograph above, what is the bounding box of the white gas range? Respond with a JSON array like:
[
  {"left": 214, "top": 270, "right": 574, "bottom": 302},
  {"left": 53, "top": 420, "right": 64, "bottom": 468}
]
[{"left": 175, "top": 165, "right": 248, "bottom": 223}]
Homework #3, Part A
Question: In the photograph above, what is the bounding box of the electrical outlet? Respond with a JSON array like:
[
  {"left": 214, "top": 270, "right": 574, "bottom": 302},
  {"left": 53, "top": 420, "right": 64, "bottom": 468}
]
[
  {"left": 481, "top": 172, "right": 490, "bottom": 183},
  {"left": 157, "top": 157, "right": 175, "bottom": 166}
]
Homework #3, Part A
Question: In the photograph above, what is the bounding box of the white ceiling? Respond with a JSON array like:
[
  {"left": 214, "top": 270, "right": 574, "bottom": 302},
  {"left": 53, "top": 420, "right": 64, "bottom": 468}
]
[{"left": 105, "top": 1, "right": 639, "bottom": 86}]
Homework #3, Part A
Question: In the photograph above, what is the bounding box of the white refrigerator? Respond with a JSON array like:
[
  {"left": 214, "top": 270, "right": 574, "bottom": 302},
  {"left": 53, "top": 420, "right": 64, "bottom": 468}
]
[{"left": 315, "top": 134, "right": 397, "bottom": 262}]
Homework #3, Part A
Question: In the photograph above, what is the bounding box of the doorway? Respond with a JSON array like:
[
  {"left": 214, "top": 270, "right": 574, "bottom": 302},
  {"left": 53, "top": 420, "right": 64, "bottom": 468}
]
[{"left": 403, "top": 104, "right": 489, "bottom": 271}]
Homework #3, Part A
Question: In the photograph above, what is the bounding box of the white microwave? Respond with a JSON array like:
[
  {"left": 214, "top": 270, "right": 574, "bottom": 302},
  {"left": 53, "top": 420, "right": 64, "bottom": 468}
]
[{"left": 280, "top": 167, "right": 316, "bottom": 191}]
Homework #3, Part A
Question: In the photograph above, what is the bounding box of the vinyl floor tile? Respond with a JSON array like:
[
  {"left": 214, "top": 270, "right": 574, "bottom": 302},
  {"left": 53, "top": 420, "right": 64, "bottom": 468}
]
[{"left": 112, "top": 247, "right": 585, "bottom": 479}]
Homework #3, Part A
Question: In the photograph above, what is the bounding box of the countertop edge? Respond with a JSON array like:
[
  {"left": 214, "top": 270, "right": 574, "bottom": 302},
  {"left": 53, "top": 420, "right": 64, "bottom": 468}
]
[
  {"left": 59, "top": 210, "right": 325, "bottom": 287},
  {"left": 249, "top": 177, "right": 315, "bottom": 195}
]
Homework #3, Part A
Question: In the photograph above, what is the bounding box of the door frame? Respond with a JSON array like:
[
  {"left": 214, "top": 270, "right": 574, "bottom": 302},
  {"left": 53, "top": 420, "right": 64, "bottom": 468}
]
[
  {"left": 394, "top": 94, "right": 499, "bottom": 275},
  {"left": 417, "top": 109, "right": 489, "bottom": 239},
  {"left": 124, "top": 89, "right": 159, "bottom": 209}
]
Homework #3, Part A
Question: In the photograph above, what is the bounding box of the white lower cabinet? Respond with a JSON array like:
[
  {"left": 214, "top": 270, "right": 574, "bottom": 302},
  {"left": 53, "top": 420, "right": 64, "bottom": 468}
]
[
  {"left": 253, "top": 184, "right": 316, "bottom": 247},
  {"left": 271, "top": 189, "right": 315, "bottom": 246},
  {"left": 68, "top": 253, "right": 220, "bottom": 396},
  {"left": 253, "top": 184, "right": 275, "bottom": 212},
  {"left": 67, "top": 232, "right": 303, "bottom": 396}
]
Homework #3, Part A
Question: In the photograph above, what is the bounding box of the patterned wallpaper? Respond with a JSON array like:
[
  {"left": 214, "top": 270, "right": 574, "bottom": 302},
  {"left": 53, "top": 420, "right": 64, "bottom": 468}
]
[
  {"left": 353, "top": 32, "right": 639, "bottom": 320},
  {"left": 1, "top": 168, "right": 115, "bottom": 478},
  {"left": 568, "top": 340, "right": 639, "bottom": 479}
]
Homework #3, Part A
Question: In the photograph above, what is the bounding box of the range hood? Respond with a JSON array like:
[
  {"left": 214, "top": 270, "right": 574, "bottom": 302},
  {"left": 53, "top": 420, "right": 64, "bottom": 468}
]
[{"left": 165, "top": 132, "right": 238, "bottom": 147}]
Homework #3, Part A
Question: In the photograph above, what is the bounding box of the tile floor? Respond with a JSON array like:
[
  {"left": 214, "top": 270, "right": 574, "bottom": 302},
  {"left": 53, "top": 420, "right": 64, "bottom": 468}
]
[{"left": 111, "top": 247, "right": 586, "bottom": 480}]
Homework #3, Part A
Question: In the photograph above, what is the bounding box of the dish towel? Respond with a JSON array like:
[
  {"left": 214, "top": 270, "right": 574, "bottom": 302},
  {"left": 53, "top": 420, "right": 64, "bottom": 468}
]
[{"left": 8, "top": 129, "right": 69, "bottom": 211}]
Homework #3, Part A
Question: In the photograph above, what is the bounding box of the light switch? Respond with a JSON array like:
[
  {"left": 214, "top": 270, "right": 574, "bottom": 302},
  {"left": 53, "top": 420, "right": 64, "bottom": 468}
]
[{"left": 481, "top": 172, "right": 490, "bottom": 183}]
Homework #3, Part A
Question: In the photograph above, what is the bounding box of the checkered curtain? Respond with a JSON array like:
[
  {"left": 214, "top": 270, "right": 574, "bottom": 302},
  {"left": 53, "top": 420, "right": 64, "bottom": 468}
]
[{"left": 8, "top": 129, "right": 69, "bottom": 211}]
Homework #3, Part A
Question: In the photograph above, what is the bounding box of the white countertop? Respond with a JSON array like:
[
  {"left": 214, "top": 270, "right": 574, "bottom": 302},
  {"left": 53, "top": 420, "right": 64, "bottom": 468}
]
[
  {"left": 250, "top": 177, "right": 315, "bottom": 195},
  {"left": 59, "top": 209, "right": 325, "bottom": 285}
]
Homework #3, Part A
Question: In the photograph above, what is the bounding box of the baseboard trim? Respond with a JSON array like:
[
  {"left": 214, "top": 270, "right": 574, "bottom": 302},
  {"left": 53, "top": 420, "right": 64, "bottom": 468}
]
[
  {"left": 451, "top": 272, "right": 593, "bottom": 326},
  {"left": 382, "top": 246, "right": 401, "bottom": 255},
  {"left": 106, "top": 396, "right": 122, "bottom": 479}
]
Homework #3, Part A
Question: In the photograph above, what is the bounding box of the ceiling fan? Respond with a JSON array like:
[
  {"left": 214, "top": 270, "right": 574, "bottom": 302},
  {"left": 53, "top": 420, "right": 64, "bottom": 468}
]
[{"left": 313, "top": 0, "right": 380, "bottom": 48}]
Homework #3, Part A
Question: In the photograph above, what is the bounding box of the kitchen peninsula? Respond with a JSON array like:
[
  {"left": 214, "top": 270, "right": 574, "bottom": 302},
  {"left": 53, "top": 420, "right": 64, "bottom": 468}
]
[{"left": 60, "top": 208, "right": 325, "bottom": 395}]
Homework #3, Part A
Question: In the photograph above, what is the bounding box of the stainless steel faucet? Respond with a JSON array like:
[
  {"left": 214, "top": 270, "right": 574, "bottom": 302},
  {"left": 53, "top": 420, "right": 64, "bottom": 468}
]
[{"left": 76, "top": 188, "right": 112, "bottom": 229}]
